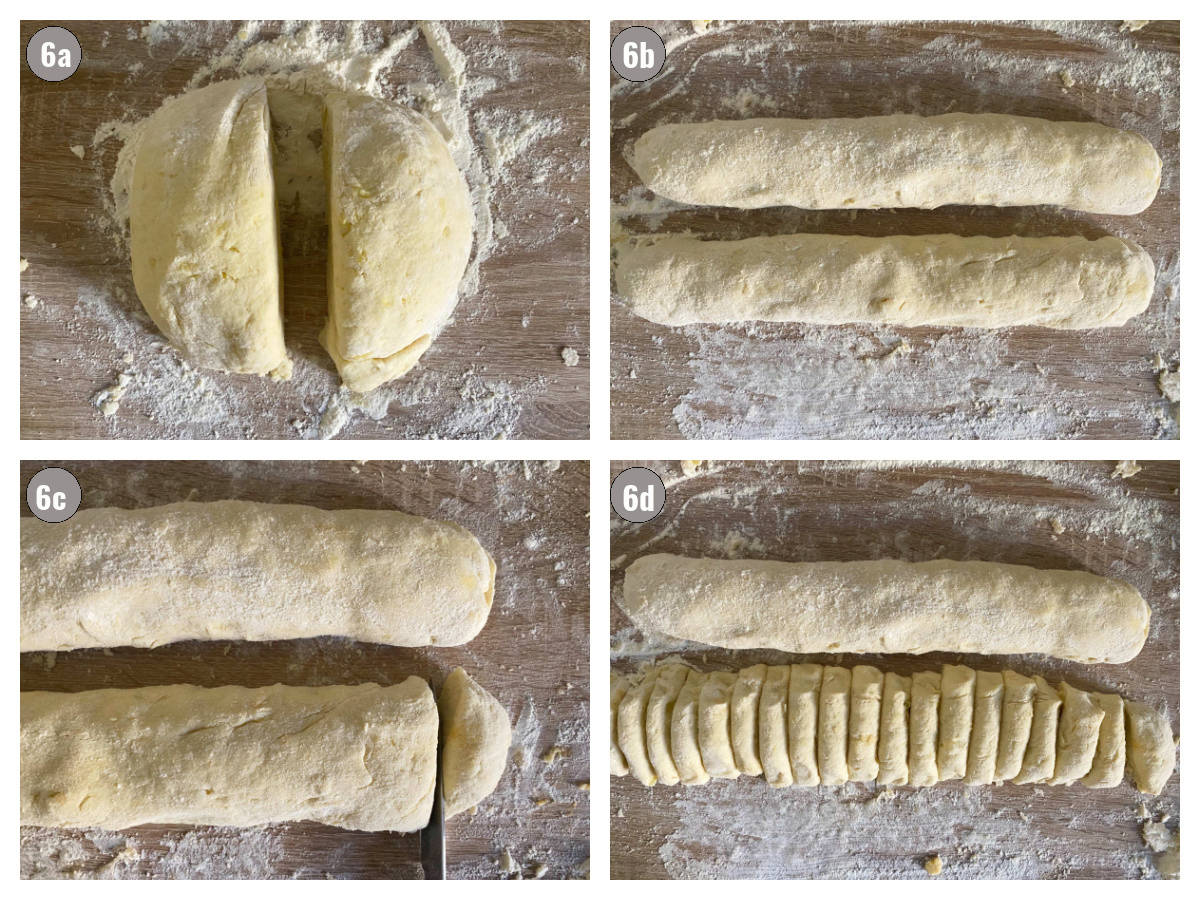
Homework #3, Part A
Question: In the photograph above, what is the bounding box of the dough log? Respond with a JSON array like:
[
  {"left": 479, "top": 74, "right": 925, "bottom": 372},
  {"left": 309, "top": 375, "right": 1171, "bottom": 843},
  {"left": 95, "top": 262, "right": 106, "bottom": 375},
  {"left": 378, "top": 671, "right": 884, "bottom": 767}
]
[
  {"left": 620, "top": 555, "right": 1149, "bottom": 664},
  {"left": 614, "top": 233, "right": 1154, "bottom": 330},
  {"left": 21, "top": 680, "right": 437, "bottom": 831},
  {"left": 21, "top": 500, "right": 495, "bottom": 652},
  {"left": 438, "top": 668, "right": 511, "bottom": 818},
  {"left": 631, "top": 114, "right": 1161, "bottom": 214}
]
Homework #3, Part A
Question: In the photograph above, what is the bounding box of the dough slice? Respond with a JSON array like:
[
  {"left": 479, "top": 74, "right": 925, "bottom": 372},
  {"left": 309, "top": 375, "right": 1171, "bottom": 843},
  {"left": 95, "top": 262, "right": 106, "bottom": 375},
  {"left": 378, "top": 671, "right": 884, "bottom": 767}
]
[
  {"left": 322, "top": 92, "right": 473, "bottom": 392},
  {"left": 670, "top": 669, "right": 710, "bottom": 785},
  {"left": 936, "top": 664, "right": 976, "bottom": 782},
  {"left": 1050, "top": 682, "right": 1105, "bottom": 785},
  {"left": 611, "top": 673, "right": 633, "bottom": 777},
  {"left": 907, "top": 671, "right": 941, "bottom": 787},
  {"left": 994, "top": 670, "right": 1037, "bottom": 783},
  {"left": 787, "top": 663, "right": 822, "bottom": 786},
  {"left": 438, "top": 668, "right": 511, "bottom": 818},
  {"left": 818, "top": 666, "right": 851, "bottom": 785},
  {"left": 758, "top": 665, "right": 793, "bottom": 788},
  {"left": 731, "top": 664, "right": 768, "bottom": 776},
  {"left": 698, "top": 671, "right": 739, "bottom": 779},
  {"left": 1125, "top": 701, "right": 1176, "bottom": 795},
  {"left": 964, "top": 670, "right": 1004, "bottom": 785},
  {"left": 1081, "top": 693, "right": 1125, "bottom": 789},
  {"left": 1013, "top": 676, "right": 1062, "bottom": 784},
  {"left": 847, "top": 665, "right": 883, "bottom": 782},
  {"left": 617, "top": 668, "right": 658, "bottom": 786},
  {"left": 877, "top": 672, "right": 911, "bottom": 786},
  {"left": 645, "top": 663, "right": 689, "bottom": 785},
  {"left": 129, "top": 78, "right": 289, "bottom": 377}
]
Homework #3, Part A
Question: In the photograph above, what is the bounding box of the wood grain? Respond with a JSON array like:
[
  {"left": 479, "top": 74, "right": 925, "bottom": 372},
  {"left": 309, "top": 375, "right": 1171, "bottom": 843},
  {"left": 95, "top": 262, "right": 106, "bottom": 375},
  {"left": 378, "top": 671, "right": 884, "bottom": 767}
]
[
  {"left": 20, "top": 460, "right": 590, "bottom": 879},
  {"left": 610, "top": 460, "right": 1179, "bottom": 879}
]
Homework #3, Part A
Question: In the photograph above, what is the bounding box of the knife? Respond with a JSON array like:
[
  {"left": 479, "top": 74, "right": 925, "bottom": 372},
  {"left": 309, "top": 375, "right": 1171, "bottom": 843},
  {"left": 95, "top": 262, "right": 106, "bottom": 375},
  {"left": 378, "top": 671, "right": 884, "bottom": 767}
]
[{"left": 420, "top": 733, "right": 446, "bottom": 879}]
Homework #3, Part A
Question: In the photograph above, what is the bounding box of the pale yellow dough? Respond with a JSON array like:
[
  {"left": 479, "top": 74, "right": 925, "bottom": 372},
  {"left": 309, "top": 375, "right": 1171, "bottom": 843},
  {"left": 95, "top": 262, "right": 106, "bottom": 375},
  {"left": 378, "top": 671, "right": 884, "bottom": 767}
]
[
  {"left": 697, "top": 671, "right": 739, "bottom": 779},
  {"left": 1013, "top": 676, "right": 1062, "bottom": 784},
  {"left": 645, "top": 663, "right": 689, "bottom": 785},
  {"left": 847, "top": 665, "right": 883, "bottom": 782},
  {"left": 438, "top": 668, "right": 511, "bottom": 818},
  {"left": 617, "top": 669, "right": 658, "bottom": 786},
  {"left": 1125, "top": 701, "right": 1176, "bottom": 795},
  {"left": 908, "top": 671, "right": 942, "bottom": 787},
  {"left": 610, "top": 673, "right": 632, "bottom": 777},
  {"left": 937, "top": 664, "right": 976, "bottom": 781},
  {"left": 1081, "top": 693, "right": 1126, "bottom": 789},
  {"left": 877, "top": 672, "right": 911, "bottom": 786},
  {"left": 1049, "top": 682, "right": 1104, "bottom": 785},
  {"left": 758, "top": 665, "right": 793, "bottom": 788},
  {"left": 994, "top": 670, "right": 1037, "bottom": 782},
  {"left": 963, "top": 670, "right": 1004, "bottom": 786},
  {"left": 731, "top": 664, "right": 767, "bottom": 776},
  {"left": 818, "top": 666, "right": 851, "bottom": 785},
  {"left": 671, "top": 669, "right": 710, "bottom": 785},
  {"left": 786, "top": 663, "right": 822, "bottom": 786}
]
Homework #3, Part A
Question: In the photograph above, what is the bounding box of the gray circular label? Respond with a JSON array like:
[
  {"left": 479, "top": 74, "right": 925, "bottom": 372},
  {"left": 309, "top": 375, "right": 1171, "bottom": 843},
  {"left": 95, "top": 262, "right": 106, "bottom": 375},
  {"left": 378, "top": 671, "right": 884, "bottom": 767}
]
[
  {"left": 27, "top": 27, "right": 82, "bottom": 82},
  {"left": 610, "top": 467, "right": 666, "bottom": 523},
  {"left": 27, "top": 467, "right": 82, "bottom": 523},
  {"left": 611, "top": 26, "right": 666, "bottom": 82}
]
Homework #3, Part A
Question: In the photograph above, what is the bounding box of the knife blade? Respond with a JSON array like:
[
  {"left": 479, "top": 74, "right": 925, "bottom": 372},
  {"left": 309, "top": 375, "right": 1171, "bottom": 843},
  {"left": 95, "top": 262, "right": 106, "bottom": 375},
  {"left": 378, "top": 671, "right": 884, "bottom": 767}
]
[{"left": 420, "top": 732, "right": 446, "bottom": 879}]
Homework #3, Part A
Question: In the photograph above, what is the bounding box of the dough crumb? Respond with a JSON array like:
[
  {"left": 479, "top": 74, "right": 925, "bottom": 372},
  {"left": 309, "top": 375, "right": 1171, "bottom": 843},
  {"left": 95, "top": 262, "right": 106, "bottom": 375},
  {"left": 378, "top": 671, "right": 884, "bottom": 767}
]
[
  {"left": 530, "top": 862, "right": 548, "bottom": 879},
  {"left": 69, "top": 144, "right": 85, "bottom": 158},
  {"left": 692, "top": 20, "right": 713, "bottom": 34},
  {"left": 924, "top": 854, "right": 943, "bottom": 876},
  {"left": 541, "top": 745, "right": 570, "bottom": 764},
  {"left": 560, "top": 346, "right": 580, "bottom": 366},
  {"left": 93, "top": 371, "right": 134, "bottom": 417},
  {"left": 1142, "top": 820, "right": 1170, "bottom": 852},
  {"left": 1158, "top": 369, "right": 1180, "bottom": 402},
  {"left": 576, "top": 781, "right": 590, "bottom": 791},
  {"left": 1058, "top": 70, "right": 1075, "bottom": 89},
  {"left": 681, "top": 460, "right": 704, "bottom": 477},
  {"left": 498, "top": 848, "right": 518, "bottom": 875},
  {"left": 20, "top": 257, "right": 29, "bottom": 272},
  {"left": 1121, "top": 20, "right": 1150, "bottom": 32},
  {"left": 1112, "top": 460, "right": 1142, "bottom": 479},
  {"left": 23, "top": 294, "right": 38, "bottom": 309},
  {"left": 533, "top": 796, "right": 551, "bottom": 807},
  {"left": 1048, "top": 516, "right": 1066, "bottom": 535}
]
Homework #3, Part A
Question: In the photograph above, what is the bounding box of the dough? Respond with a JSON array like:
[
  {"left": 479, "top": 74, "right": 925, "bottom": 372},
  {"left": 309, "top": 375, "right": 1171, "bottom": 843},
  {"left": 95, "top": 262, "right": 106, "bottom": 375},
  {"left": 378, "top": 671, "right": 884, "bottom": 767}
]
[
  {"left": 1050, "top": 682, "right": 1104, "bottom": 785},
  {"left": 621, "top": 555, "right": 1149, "bottom": 664},
  {"left": 847, "top": 665, "right": 883, "bottom": 782},
  {"left": 1125, "top": 701, "right": 1176, "bottom": 795},
  {"left": 130, "top": 79, "right": 289, "bottom": 377},
  {"left": 697, "top": 671, "right": 739, "bottom": 779},
  {"left": 818, "top": 666, "right": 851, "bottom": 785},
  {"left": 731, "top": 664, "right": 768, "bottom": 776},
  {"left": 877, "top": 672, "right": 911, "bottom": 785},
  {"left": 963, "top": 670, "right": 1004, "bottom": 785},
  {"left": 617, "top": 668, "right": 658, "bottom": 786},
  {"left": 908, "top": 671, "right": 942, "bottom": 787},
  {"left": 786, "top": 663, "right": 822, "bottom": 786},
  {"left": 936, "top": 664, "right": 976, "bottom": 781},
  {"left": 644, "top": 663, "right": 689, "bottom": 785},
  {"left": 1081, "top": 693, "right": 1126, "bottom": 789},
  {"left": 670, "top": 669, "right": 710, "bottom": 785},
  {"left": 1013, "top": 676, "right": 1062, "bottom": 784},
  {"left": 614, "top": 233, "right": 1153, "bottom": 330},
  {"left": 758, "top": 665, "right": 793, "bottom": 788},
  {"left": 994, "top": 670, "right": 1037, "bottom": 782},
  {"left": 21, "top": 500, "right": 495, "bottom": 652},
  {"left": 610, "top": 673, "right": 633, "bottom": 777},
  {"left": 21, "top": 680, "right": 436, "bottom": 831},
  {"left": 437, "top": 668, "right": 511, "bottom": 818},
  {"left": 630, "top": 114, "right": 1161, "bottom": 214},
  {"left": 321, "top": 93, "right": 473, "bottom": 392}
]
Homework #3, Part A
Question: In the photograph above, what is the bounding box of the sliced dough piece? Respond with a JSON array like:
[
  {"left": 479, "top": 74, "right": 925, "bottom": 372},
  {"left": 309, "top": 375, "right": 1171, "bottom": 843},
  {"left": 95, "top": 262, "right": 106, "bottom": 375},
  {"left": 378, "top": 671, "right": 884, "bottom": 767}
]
[
  {"left": 322, "top": 92, "right": 473, "bottom": 392},
  {"left": 818, "top": 666, "right": 851, "bottom": 785},
  {"left": 877, "top": 672, "right": 911, "bottom": 786},
  {"left": 847, "top": 665, "right": 883, "bottom": 782},
  {"left": 621, "top": 555, "right": 1150, "bottom": 664},
  {"left": 21, "top": 500, "right": 495, "bottom": 652},
  {"left": 697, "top": 671, "right": 739, "bottom": 779},
  {"left": 670, "top": 669, "right": 710, "bottom": 785},
  {"left": 758, "top": 665, "right": 793, "bottom": 788},
  {"left": 1050, "top": 682, "right": 1105, "bottom": 785},
  {"left": 1013, "top": 676, "right": 1063, "bottom": 784},
  {"left": 994, "top": 670, "right": 1037, "bottom": 783},
  {"left": 630, "top": 114, "right": 1161, "bottom": 214},
  {"left": 731, "top": 664, "right": 768, "bottom": 776},
  {"left": 617, "top": 668, "right": 658, "bottom": 786},
  {"left": 438, "top": 668, "right": 511, "bottom": 818},
  {"left": 963, "top": 670, "right": 1004, "bottom": 785},
  {"left": 1082, "top": 693, "right": 1126, "bottom": 789},
  {"left": 611, "top": 673, "right": 633, "bottom": 777},
  {"left": 908, "top": 671, "right": 942, "bottom": 787},
  {"left": 615, "top": 233, "right": 1153, "bottom": 330},
  {"left": 20, "top": 680, "right": 436, "bottom": 831},
  {"left": 1125, "top": 701, "right": 1176, "bottom": 795},
  {"left": 936, "top": 664, "right": 976, "bottom": 782},
  {"left": 130, "top": 78, "right": 289, "bottom": 376},
  {"left": 787, "top": 663, "right": 822, "bottom": 786},
  {"left": 644, "top": 663, "right": 689, "bottom": 785}
]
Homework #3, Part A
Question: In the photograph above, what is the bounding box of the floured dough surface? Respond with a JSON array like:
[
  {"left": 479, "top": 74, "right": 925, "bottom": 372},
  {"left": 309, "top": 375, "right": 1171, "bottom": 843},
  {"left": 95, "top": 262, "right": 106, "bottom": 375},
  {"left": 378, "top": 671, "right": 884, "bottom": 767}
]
[{"left": 437, "top": 668, "right": 511, "bottom": 818}]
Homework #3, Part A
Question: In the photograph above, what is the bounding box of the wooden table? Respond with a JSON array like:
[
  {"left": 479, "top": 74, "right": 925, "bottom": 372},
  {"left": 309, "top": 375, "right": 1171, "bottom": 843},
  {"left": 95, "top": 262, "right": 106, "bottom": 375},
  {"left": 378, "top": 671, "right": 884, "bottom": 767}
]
[
  {"left": 21, "top": 21, "right": 589, "bottom": 439},
  {"left": 610, "top": 21, "right": 1179, "bottom": 439},
  {"left": 21, "top": 460, "right": 590, "bottom": 879},
  {"left": 610, "top": 460, "right": 1179, "bottom": 878}
]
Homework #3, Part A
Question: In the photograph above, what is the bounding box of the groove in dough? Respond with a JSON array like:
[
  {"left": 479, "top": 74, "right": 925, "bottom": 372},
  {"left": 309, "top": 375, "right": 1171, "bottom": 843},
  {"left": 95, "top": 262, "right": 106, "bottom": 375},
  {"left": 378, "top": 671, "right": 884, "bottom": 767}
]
[
  {"left": 847, "top": 665, "right": 883, "bottom": 783},
  {"left": 936, "top": 664, "right": 976, "bottom": 782},
  {"left": 758, "top": 665, "right": 793, "bottom": 788},
  {"left": 786, "top": 663, "right": 822, "bottom": 786},
  {"left": 697, "top": 671, "right": 739, "bottom": 779},
  {"left": 670, "top": 669, "right": 710, "bottom": 785},
  {"left": 437, "top": 668, "right": 511, "bottom": 818},
  {"left": 1125, "top": 701, "right": 1176, "bottom": 795},
  {"left": 1049, "top": 682, "right": 1105, "bottom": 785},
  {"left": 645, "top": 663, "right": 689, "bottom": 785},
  {"left": 1013, "top": 676, "right": 1062, "bottom": 785},
  {"left": 994, "top": 670, "right": 1037, "bottom": 783},
  {"left": 1081, "top": 693, "right": 1126, "bottom": 789},
  {"left": 818, "top": 666, "right": 851, "bottom": 786},
  {"left": 617, "top": 669, "right": 658, "bottom": 786},
  {"left": 908, "top": 671, "right": 942, "bottom": 787},
  {"left": 876, "top": 672, "right": 911, "bottom": 786},
  {"left": 963, "top": 670, "right": 1004, "bottom": 785},
  {"left": 731, "top": 664, "right": 768, "bottom": 776}
]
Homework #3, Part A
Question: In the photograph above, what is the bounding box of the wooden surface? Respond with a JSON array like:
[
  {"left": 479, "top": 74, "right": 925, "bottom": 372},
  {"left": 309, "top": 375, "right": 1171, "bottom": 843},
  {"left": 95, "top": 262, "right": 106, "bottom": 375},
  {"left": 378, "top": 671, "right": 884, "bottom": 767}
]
[
  {"left": 20, "top": 21, "right": 589, "bottom": 439},
  {"left": 610, "top": 21, "right": 1180, "bottom": 439},
  {"left": 20, "top": 460, "right": 590, "bottom": 879},
  {"left": 610, "top": 460, "right": 1179, "bottom": 879}
]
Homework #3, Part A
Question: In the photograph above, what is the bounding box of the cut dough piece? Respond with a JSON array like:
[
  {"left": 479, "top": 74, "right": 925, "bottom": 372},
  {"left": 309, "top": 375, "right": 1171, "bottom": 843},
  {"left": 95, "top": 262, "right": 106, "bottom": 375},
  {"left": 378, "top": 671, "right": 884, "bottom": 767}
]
[
  {"left": 21, "top": 680, "right": 437, "bottom": 831},
  {"left": 130, "top": 78, "right": 289, "bottom": 377},
  {"left": 1050, "top": 682, "right": 1105, "bottom": 785},
  {"left": 617, "top": 669, "right": 658, "bottom": 786},
  {"left": 670, "top": 669, "right": 710, "bottom": 785},
  {"left": 787, "top": 663, "right": 822, "bottom": 786},
  {"left": 1013, "top": 676, "right": 1063, "bottom": 784},
  {"left": 621, "top": 555, "right": 1149, "bottom": 664},
  {"left": 20, "top": 500, "right": 495, "bottom": 652},
  {"left": 644, "top": 663, "right": 689, "bottom": 785},
  {"left": 994, "top": 670, "right": 1037, "bottom": 783},
  {"left": 847, "top": 665, "right": 883, "bottom": 782},
  {"left": 611, "top": 673, "right": 633, "bottom": 777},
  {"left": 936, "top": 665, "right": 976, "bottom": 781},
  {"left": 1082, "top": 693, "right": 1126, "bottom": 789},
  {"left": 698, "top": 671, "right": 739, "bottom": 779},
  {"left": 322, "top": 92, "right": 473, "bottom": 392},
  {"left": 1125, "top": 701, "right": 1176, "bottom": 795},
  {"left": 877, "top": 672, "right": 911, "bottom": 786},
  {"left": 963, "top": 670, "right": 1004, "bottom": 785},
  {"left": 758, "top": 665, "right": 793, "bottom": 788},
  {"left": 438, "top": 668, "right": 511, "bottom": 818},
  {"left": 615, "top": 233, "right": 1153, "bottom": 330},
  {"left": 908, "top": 671, "right": 942, "bottom": 787},
  {"left": 630, "top": 114, "right": 1161, "bottom": 214},
  {"left": 731, "top": 664, "right": 768, "bottom": 776},
  {"left": 818, "top": 666, "right": 851, "bottom": 785}
]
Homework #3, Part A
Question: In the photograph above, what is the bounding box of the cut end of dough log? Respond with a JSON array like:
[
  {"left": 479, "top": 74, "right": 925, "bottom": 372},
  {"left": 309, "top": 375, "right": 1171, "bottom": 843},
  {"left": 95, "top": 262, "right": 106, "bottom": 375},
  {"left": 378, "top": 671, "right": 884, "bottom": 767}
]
[{"left": 438, "top": 668, "right": 512, "bottom": 818}]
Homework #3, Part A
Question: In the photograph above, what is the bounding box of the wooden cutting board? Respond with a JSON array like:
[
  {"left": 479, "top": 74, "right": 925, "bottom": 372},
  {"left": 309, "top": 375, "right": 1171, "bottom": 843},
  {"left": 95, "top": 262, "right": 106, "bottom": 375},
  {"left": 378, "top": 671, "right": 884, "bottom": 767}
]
[
  {"left": 610, "top": 21, "right": 1179, "bottom": 439},
  {"left": 610, "top": 460, "right": 1179, "bottom": 879},
  {"left": 20, "top": 20, "right": 589, "bottom": 439},
  {"left": 20, "top": 460, "right": 590, "bottom": 880}
]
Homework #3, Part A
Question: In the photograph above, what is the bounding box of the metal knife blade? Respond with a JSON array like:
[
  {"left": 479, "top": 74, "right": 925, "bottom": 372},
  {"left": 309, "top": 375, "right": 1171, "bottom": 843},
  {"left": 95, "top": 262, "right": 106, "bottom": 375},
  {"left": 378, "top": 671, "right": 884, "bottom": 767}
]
[{"left": 420, "top": 735, "right": 446, "bottom": 879}]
